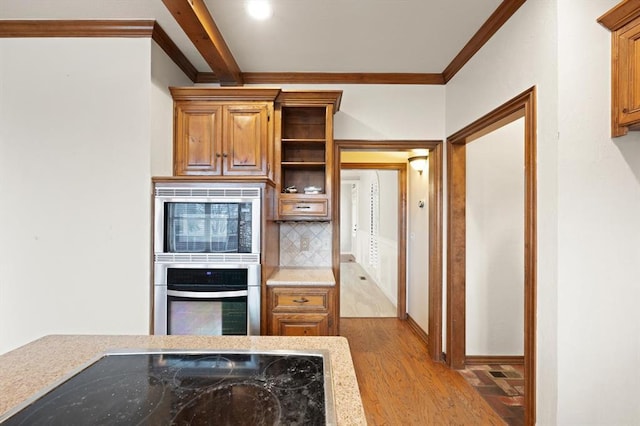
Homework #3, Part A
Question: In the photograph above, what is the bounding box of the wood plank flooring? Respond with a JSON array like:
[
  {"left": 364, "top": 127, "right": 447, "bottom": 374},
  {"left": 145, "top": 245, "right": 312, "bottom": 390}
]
[{"left": 340, "top": 318, "right": 506, "bottom": 425}]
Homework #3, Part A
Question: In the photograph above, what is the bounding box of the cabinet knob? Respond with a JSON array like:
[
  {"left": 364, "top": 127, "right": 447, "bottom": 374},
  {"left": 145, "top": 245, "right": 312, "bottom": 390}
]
[
  {"left": 216, "top": 153, "right": 221, "bottom": 158},
  {"left": 293, "top": 297, "right": 309, "bottom": 304},
  {"left": 223, "top": 153, "right": 228, "bottom": 158}
]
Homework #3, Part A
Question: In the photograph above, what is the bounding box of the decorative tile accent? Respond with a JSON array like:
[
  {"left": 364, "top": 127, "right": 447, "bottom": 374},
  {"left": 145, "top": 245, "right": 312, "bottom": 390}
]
[
  {"left": 460, "top": 364, "right": 525, "bottom": 425},
  {"left": 279, "top": 222, "right": 332, "bottom": 267}
]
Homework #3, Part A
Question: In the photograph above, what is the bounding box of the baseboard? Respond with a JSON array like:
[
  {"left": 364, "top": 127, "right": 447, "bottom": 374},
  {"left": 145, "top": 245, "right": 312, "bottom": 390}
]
[
  {"left": 465, "top": 355, "right": 525, "bottom": 365},
  {"left": 406, "top": 315, "right": 429, "bottom": 346}
]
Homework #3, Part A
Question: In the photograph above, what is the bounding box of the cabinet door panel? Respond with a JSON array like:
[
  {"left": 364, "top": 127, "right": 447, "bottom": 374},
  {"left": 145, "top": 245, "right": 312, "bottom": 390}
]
[
  {"left": 618, "top": 23, "right": 640, "bottom": 126},
  {"left": 174, "top": 104, "right": 222, "bottom": 175},
  {"left": 223, "top": 104, "right": 270, "bottom": 176}
]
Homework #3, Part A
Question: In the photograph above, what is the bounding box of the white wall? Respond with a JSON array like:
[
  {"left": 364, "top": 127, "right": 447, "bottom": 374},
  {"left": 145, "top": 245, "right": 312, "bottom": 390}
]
[
  {"left": 151, "top": 41, "right": 192, "bottom": 176},
  {"left": 0, "top": 38, "right": 152, "bottom": 354},
  {"left": 465, "top": 118, "right": 524, "bottom": 356},
  {"left": 449, "top": 0, "right": 640, "bottom": 423},
  {"left": 445, "top": 1, "right": 559, "bottom": 422},
  {"left": 557, "top": 1, "right": 640, "bottom": 423},
  {"left": 339, "top": 181, "right": 355, "bottom": 254},
  {"left": 377, "top": 170, "right": 398, "bottom": 305},
  {"left": 237, "top": 84, "right": 446, "bottom": 140},
  {"left": 408, "top": 165, "right": 429, "bottom": 332}
]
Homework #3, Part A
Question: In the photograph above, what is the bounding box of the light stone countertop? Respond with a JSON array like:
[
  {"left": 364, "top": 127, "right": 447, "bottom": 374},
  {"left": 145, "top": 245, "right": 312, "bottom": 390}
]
[
  {"left": 0, "top": 335, "right": 365, "bottom": 425},
  {"left": 267, "top": 267, "right": 336, "bottom": 286}
]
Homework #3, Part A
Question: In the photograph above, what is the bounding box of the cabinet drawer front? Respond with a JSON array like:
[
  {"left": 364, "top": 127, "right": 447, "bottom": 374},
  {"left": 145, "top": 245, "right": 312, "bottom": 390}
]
[
  {"left": 279, "top": 199, "right": 328, "bottom": 217},
  {"left": 272, "top": 289, "right": 329, "bottom": 311}
]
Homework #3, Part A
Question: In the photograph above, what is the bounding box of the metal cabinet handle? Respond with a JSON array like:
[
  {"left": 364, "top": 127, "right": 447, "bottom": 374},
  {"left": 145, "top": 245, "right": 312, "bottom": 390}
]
[
  {"left": 296, "top": 205, "right": 312, "bottom": 209},
  {"left": 167, "top": 290, "right": 248, "bottom": 299},
  {"left": 293, "top": 297, "right": 309, "bottom": 303}
]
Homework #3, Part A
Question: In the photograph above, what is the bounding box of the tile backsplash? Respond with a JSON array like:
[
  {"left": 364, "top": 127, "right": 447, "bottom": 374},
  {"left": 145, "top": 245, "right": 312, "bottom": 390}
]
[{"left": 280, "top": 222, "right": 332, "bottom": 267}]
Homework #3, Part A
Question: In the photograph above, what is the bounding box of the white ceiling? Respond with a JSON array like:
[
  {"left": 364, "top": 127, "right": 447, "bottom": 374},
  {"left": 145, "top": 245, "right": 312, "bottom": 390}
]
[{"left": 2, "top": 0, "right": 503, "bottom": 74}]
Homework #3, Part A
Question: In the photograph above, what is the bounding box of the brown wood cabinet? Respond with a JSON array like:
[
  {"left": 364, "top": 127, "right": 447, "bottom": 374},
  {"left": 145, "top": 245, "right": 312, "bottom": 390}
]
[
  {"left": 268, "top": 286, "right": 335, "bottom": 336},
  {"left": 170, "top": 88, "right": 280, "bottom": 177},
  {"left": 599, "top": 1, "right": 640, "bottom": 136},
  {"left": 275, "top": 91, "right": 342, "bottom": 220}
]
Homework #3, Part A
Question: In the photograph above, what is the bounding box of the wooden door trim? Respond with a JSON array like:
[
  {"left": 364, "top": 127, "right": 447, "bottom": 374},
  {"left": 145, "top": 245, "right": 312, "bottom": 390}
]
[
  {"left": 334, "top": 139, "right": 444, "bottom": 363},
  {"left": 446, "top": 86, "right": 537, "bottom": 425}
]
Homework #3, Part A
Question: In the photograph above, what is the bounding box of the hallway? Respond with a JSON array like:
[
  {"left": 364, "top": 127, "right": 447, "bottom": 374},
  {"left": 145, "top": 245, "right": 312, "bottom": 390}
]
[{"left": 340, "top": 260, "right": 396, "bottom": 317}]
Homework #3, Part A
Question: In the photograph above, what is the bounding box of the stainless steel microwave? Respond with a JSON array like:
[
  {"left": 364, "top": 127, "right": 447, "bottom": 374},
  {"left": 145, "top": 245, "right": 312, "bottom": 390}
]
[{"left": 154, "top": 182, "right": 261, "bottom": 261}]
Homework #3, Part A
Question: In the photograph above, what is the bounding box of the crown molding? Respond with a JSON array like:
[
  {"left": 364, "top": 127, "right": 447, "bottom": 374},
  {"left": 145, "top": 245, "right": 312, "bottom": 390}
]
[
  {"left": 196, "top": 72, "right": 445, "bottom": 85},
  {"left": 240, "top": 72, "right": 445, "bottom": 85},
  {"left": 598, "top": 0, "right": 640, "bottom": 31},
  {"left": 151, "top": 23, "right": 198, "bottom": 83},
  {"left": 0, "top": 20, "right": 154, "bottom": 37},
  {"left": 442, "top": 0, "right": 527, "bottom": 83}
]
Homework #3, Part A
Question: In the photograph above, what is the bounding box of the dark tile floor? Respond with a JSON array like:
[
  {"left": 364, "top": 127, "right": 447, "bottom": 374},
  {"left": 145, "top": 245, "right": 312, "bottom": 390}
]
[{"left": 459, "top": 364, "right": 525, "bottom": 426}]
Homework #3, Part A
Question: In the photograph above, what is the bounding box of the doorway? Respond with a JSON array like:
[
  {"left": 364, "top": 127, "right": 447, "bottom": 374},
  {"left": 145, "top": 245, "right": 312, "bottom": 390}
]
[
  {"left": 446, "top": 87, "right": 537, "bottom": 425},
  {"left": 333, "top": 140, "right": 443, "bottom": 362},
  {"left": 340, "top": 165, "right": 403, "bottom": 318}
]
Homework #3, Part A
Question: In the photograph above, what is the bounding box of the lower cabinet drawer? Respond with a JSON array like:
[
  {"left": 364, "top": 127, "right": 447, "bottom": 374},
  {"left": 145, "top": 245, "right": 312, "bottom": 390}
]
[
  {"left": 271, "top": 313, "right": 330, "bottom": 336},
  {"left": 278, "top": 198, "right": 328, "bottom": 218},
  {"left": 272, "top": 289, "right": 329, "bottom": 312}
]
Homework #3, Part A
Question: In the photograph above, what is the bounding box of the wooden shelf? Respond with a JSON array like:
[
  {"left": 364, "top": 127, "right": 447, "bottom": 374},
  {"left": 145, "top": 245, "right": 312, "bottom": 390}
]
[
  {"left": 275, "top": 91, "right": 341, "bottom": 221},
  {"left": 281, "top": 162, "right": 326, "bottom": 167},
  {"left": 281, "top": 138, "right": 326, "bottom": 143}
]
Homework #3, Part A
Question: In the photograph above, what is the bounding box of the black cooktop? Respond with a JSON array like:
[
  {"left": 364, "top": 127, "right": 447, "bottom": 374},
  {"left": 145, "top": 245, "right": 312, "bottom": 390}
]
[{"left": 0, "top": 351, "right": 333, "bottom": 426}]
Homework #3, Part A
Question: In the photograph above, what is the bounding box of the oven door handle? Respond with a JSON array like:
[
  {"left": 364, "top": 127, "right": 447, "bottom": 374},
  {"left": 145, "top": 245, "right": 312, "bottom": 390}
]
[{"left": 166, "top": 289, "right": 248, "bottom": 299}]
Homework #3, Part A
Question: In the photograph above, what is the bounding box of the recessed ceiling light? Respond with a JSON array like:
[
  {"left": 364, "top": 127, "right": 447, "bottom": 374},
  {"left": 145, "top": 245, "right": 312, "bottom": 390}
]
[{"left": 246, "top": 0, "right": 273, "bottom": 20}]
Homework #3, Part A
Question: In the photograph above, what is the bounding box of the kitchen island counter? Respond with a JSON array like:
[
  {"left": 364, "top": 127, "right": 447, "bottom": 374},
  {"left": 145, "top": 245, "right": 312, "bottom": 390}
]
[{"left": 0, "top": 334, "right": 365, "bottom": 425}]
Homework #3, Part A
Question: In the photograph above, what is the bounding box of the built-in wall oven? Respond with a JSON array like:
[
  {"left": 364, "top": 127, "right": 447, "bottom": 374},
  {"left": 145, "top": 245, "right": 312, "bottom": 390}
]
[
  {"left": 153, "top": 182, "right": 262, "bottom": 336},
  {"left": 154, "top": 263, "right": 260, "bottom": 336}
]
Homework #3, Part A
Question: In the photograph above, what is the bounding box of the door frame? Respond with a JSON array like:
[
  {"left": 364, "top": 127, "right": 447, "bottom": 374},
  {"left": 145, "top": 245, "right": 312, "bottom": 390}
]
[
  {"left": 333, "top": 140, "right": 444, "bottom": 362},
  {"left": 446, "top": 87, "right": 536, "bottom": 425}
]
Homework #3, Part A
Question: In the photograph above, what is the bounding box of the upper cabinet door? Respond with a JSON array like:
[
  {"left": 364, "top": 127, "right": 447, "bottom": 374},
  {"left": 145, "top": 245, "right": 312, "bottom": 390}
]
[
  {"left": 174, "top": 103, "right": 223, "bottom": 176},
  {"left": 616, "top": 21, "right": 640, "bottom": 128},
  {"left": 598, "top": 1, "right": 640, "bottom": 136},
  {"left": 170, "top": 87, "right": 279, "bottom": 178},
  {"left": 222, "top": 103, "right": 272, "bottom": 177}
]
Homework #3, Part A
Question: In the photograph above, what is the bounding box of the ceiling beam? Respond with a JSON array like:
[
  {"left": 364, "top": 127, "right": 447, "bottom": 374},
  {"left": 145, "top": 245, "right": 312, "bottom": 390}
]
[
  {"left": 442, "top": 0, "right": 527, "bottom": 83},
  {"left": 162, "top": 0, "right": 243, "bottom": 86}
]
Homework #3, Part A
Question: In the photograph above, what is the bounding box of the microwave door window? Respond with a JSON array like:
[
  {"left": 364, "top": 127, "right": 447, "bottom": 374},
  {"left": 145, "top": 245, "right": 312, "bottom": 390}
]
[
  {"left": 210, "top": 204, "right": 239, "bottom": 253},
  {"left": 165, "top": 202, "right": 253, "bottom": 253},
  {"left": 166, "top": 203, "right": 208, "bottom": 252}
]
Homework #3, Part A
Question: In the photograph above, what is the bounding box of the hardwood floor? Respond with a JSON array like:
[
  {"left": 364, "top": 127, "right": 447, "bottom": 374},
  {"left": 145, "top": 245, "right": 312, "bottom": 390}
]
[{"left": 340, "top": 318, "right": 506, "bottom": 425}]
